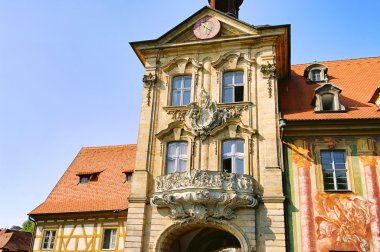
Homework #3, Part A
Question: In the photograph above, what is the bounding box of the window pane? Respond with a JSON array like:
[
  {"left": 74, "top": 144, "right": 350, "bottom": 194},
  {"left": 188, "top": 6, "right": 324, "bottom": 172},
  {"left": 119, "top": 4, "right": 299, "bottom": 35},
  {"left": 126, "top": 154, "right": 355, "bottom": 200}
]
[
  {"left": 173, "top": 77, "right": 182, "bottom": 89},
  {"left": 223, "top": 87, "right": 233, "bottom": 103},
  {"left": 167, "top": 143, "right": 177, "bottom": 157},
  {"left": 324, "top": 183, "right": 335, "bottom": 191},
  {"left": 223, "top": 72, "right": 233, "bottom": 86},
  {"left": 179, "top": 159, "right": 187, "bottom": 172},
  {"left": 172, "top": 91, "right": 181, "bottom": 106},
  {"left": 236, "top": 140, "right": 244, "bottom": 154},
  {"left": 110, "top": 229, "right": 117, "bottom": 249},
  {"left": 234, "top": 72, "right": 243, "bottom": 84},
  {"left": 223, "top": 158, "right": 232, "bottom": 173},
  {"left": 166, "top": 159, "right": 176, "bottom": 174},
  {"left": 321, "top": 151, "right": 332, "bottom": 163},
  {"left": 235, "top": 158, "right": 244, "bottom": 174},
  {"left": 333, "top": 151, "right": 346, "bottom": 163},
  {"left": 222, "top": 141, "right": 233, "bottom": 155},
  {"left": 184, "top": 77, "right": 192, "bottom": 88},
  {"left": 312, "top": 69, "right": 321, "bottom": 81},
  {"left": 102, "top": 229, "right": 111, "bottom": 249},
  {"left": 182, "top": 91, "right": 191, "bottom": 105},
  {"left": 234, "top": 86, "right": 244, "bottom": 102},
  {"left": 179, "top": 142, "right": 188, "bottom": 155},
  {"left": 337, "top": 182, "right": 348, "bottom": 190}
]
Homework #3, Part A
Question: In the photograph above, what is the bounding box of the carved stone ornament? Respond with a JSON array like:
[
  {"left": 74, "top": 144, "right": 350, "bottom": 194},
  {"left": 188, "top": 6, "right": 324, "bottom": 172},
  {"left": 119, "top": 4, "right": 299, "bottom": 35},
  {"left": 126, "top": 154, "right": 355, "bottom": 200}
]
[
  {"left": 151, "top": 169, "right": 262, "bottom": 225},
  {"left": 187, "top": 89, "right": 222, "bottom": 141},
  {"left": 142, "top": 73, "right": 157, "bottom": 106},
  {"left": 260, "top": 61, "right": 277, "bottom": 98},
  {"left": 187, "top": 90, "right": 248, "bottom": 141}
]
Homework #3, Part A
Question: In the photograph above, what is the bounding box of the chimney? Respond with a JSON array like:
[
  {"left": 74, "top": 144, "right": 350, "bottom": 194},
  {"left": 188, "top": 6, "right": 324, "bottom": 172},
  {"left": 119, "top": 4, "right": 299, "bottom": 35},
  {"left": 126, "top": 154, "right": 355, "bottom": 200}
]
[{"left": 208, "top": 0, "right": 244, "bottom": 19}]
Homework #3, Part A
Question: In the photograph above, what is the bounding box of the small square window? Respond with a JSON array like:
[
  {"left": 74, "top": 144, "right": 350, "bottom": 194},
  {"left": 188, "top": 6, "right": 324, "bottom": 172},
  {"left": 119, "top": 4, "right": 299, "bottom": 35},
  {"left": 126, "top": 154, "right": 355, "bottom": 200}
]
[
  {"left": 124, "top": 172, "right": 133, "bottom": 182},
  {"left": 41, "top": 230, "right": 56, "bottom": 250},
  {"left": 79, "top": 175, "right": 90, "bottom": 184},
  {"left": 102, "top": 228, "right": 117, "bottom": 250}
]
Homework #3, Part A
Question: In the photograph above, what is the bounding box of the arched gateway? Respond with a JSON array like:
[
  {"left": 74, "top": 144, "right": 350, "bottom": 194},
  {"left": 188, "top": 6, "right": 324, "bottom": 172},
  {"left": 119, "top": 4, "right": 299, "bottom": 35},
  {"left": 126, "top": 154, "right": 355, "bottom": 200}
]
[{"left": 154, "top": 223, "right": 249, "bottom": 252}]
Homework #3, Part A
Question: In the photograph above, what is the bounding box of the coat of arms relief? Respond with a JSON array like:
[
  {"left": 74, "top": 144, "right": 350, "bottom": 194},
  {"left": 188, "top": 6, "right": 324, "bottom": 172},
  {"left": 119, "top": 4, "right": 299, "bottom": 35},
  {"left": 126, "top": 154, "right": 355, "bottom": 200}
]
[{"left": 187, "top": 88, "right": 246, "bottom": 140}]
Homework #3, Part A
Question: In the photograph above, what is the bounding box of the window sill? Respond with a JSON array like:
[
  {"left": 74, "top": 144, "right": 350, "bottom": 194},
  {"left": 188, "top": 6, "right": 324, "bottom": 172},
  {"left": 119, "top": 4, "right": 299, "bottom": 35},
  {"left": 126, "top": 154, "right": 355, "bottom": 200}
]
[
  {"left": 323, "top": 190, "right": 353, "bottom": 194},
  {"left": 217, "top": 101, "right": 253, "bottom": 107}
]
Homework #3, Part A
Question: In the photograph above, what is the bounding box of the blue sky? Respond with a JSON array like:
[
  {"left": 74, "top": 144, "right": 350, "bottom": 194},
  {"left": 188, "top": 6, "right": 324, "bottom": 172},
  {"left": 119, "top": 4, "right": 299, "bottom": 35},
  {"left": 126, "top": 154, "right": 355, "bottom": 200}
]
[{"left": 0, "top": 0, "right": 379, "bottom": 228}]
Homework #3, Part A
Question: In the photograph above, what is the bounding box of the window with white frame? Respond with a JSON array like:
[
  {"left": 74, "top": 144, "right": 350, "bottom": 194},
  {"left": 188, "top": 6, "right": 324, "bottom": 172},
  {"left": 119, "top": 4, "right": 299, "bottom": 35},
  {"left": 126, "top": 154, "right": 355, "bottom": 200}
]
[
  {"left": 321, "top": 150, "right": 349, "bottom": 191},
  {"left": 222, "top": 71, "right": 244, "bottom": 103},
  {"left": 102, "top": 228, "right": 117, "bottom": 250},
  {"left": 41, "top": 230, "right": 56, "bottom": 250},
  {"left": 222, "top": 140, "right": 245, "bottom": 174},
  {"left": 166, "top": 142, "right": 188, "bottom": 174},
  {"left": 311, "top": 69, "right": 322, "bottom": 81},
  {"left": 171, "top": 76, "right": 191, "bottom": 106}
]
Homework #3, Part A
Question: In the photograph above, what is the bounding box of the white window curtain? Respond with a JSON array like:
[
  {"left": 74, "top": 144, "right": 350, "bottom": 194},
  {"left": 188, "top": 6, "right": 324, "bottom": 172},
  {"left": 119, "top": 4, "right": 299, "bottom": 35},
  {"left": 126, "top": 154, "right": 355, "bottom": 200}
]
[{"left": 166, "top": 142, "right": 188, "bottom": 174}]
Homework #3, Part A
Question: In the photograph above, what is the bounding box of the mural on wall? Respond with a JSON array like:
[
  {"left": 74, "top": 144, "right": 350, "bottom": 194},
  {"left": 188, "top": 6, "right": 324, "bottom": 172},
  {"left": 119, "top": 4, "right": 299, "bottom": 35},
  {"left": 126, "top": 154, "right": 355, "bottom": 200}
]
[{"left": 314, "top": 193, "right": 371, "bottom": 252}]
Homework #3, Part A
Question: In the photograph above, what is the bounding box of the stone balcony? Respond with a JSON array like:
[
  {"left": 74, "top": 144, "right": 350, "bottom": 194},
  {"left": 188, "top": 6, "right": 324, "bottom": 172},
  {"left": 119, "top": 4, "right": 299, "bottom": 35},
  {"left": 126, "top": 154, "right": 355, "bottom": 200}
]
[{"left": 151, "top": 169, "right": 262, "bottom": 224}]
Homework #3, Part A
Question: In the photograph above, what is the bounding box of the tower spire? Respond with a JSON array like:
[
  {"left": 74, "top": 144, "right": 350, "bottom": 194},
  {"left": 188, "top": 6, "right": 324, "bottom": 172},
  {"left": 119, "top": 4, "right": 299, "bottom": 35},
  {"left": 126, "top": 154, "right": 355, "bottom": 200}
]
[{"left": 208, "top": 0, "right": 244, "bottom": 19}]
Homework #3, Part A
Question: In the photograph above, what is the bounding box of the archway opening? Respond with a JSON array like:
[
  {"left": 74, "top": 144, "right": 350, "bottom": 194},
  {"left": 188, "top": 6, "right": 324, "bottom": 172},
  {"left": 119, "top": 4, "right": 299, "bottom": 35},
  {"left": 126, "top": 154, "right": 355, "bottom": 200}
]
[{"left": 169, "top": 227, "right": 241, "bottom": 252}]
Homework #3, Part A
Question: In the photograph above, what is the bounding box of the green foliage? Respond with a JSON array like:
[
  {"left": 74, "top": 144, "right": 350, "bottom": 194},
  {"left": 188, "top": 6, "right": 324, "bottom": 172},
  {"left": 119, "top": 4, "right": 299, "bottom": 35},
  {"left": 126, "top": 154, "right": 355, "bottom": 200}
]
[{"left": 21, "top": 219, "right": 35, "bottom": 234}]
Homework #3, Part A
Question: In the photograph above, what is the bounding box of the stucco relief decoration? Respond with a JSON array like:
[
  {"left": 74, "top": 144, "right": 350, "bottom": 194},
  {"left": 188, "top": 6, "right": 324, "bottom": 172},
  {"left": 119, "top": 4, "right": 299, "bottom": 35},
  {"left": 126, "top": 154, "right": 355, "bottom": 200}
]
[
  {"left": 315, "top": 193, "right": 371, "bottom": 252},
  {"left": 142, "top": 72, "right": 157, "bottom": 106},
  {"left": 151, "top": 169, "right": 262, "bottom": 224},
  {"left": 166, "top": 109, "right": 187, "bottom": 121},
  {"left": 188, "top": 89, "right": 222, "bottom": 141},
  {"left": 187, "top": 89, "right": 247, "bottom": 140},
  {"left": 260, "top": 61, "right": 277, "bottom": 98}
]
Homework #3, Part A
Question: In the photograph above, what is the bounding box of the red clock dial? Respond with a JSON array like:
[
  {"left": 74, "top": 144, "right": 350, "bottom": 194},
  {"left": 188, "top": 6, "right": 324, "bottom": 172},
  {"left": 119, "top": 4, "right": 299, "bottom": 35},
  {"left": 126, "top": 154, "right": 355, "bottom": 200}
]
[{"left": 193, "top": 15, "right": 221, "bottom": 40}]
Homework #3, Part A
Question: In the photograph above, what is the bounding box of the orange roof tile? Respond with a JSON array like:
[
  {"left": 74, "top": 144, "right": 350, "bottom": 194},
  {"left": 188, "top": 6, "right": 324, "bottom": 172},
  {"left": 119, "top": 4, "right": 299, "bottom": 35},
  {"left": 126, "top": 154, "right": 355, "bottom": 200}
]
[
  {"left": 280, "top": 56, "right": 380, "bottom": 120},
  {"left": 30, "top": 144, "right": 136, "bottom": 215}
]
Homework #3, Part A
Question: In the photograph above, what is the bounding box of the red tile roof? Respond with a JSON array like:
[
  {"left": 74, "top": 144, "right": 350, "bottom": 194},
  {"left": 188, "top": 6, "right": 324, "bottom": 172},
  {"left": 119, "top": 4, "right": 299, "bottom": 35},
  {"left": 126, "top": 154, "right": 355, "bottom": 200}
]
[
  {"left": 30, "top": 144, "right": 136, "bottom": 215},
  {"left": 280, "top": 56, "right": 380, "bottom": 120},
  {"left": 0, "top": 229, "right": 32, "bottom": 251}
]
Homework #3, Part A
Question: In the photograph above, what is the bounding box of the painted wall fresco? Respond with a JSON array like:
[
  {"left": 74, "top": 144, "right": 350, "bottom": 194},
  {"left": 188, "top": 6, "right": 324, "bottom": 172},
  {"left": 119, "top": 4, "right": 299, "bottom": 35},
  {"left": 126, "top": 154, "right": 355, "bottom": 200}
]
[
  {"left": 315, "top": 193, "right": 371, "bottom": 252},
  {"left": 285, "top": 137, "right": 380, "bottom": 252}
]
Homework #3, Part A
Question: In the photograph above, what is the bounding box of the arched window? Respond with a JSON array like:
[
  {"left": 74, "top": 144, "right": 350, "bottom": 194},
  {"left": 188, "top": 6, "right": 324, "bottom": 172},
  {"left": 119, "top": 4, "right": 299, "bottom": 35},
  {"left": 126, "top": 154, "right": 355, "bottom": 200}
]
[
  {"left": 222, "top": 71, "right": 244, "bottom": 103},
  {"left": 321, "top": 93, "right": 335, "bottom": 111},
  {"left": 166, "top": 142, "right": 188, "bottom": 174},
  {"left": 222, "top": 139, "right": 244, "bottom": 174},
  {"left": 171, "top": 76, "right": 191, "bottom": 106}
]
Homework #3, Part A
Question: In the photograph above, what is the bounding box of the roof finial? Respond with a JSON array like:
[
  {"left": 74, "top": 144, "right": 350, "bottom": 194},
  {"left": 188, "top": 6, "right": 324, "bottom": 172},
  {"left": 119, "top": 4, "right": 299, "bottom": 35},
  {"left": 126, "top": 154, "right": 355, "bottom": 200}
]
[{"left": 208, "top": 0, "right": 244, "bottom": 19}]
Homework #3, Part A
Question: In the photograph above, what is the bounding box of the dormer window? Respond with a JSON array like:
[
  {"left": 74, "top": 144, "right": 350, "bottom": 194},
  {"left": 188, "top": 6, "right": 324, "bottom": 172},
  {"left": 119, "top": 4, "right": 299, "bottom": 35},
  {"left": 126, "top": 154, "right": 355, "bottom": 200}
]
[
  {"left": 123, "top": 172, "right": 133, "bottom": 182},
  {"left": 369, "top": 86, "right": 380, "bottom": 110},
  {"left": 79, "top": 175, "right": 90, "bottom": 184},
  {"left": 311, "top": 69, "right": 322, "bottom": 82},
  {"left": 77, "top": 171, "right": 102, "bottom": 184},
  {"left": 304, "top": 62, "right": 328, "bottom": 83},
  {"left": 313, "top": 83, "right": 346, "bottom": 112}
]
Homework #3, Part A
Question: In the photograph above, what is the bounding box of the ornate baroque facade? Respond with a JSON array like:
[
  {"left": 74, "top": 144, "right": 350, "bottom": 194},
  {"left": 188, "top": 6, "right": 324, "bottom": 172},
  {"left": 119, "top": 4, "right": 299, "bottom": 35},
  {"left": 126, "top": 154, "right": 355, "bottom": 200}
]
[{"left": 30, "top": 1, "right": 380, "bottom": 252}]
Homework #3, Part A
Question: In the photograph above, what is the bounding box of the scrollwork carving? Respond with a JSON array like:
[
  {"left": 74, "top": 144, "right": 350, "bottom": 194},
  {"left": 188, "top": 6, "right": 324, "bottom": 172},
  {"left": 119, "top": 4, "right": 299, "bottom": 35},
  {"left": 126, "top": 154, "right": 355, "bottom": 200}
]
[
  {"left": 151, "top": 170, "right": 262, "bottom": 224},
  {"left": 260, "top": 61, "right": 277, "bottom": 98},
  {"left": 142, "top": 73, "right": 157, "bottom": 106}
]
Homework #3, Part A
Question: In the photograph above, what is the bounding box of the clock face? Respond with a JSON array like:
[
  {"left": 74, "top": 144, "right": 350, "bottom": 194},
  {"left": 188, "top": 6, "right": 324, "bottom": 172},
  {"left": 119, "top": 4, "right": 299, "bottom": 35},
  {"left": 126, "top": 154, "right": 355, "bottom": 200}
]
[{"left": 193, "top": 15, "right": 221, "bottom": 40}]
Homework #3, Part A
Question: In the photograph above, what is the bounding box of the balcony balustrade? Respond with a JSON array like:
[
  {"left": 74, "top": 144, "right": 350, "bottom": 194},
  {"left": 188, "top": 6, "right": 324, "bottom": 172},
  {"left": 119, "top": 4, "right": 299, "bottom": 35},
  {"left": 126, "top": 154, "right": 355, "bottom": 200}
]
[{"left": 151, "top": 169, "right": 262, "bottom": 224}]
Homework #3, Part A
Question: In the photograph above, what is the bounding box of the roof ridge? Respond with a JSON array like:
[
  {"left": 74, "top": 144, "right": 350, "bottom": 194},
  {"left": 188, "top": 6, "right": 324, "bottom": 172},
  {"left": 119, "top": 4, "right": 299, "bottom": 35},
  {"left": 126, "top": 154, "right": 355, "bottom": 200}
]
[
  {"left": 81, "top": 144, "right": 137, "bottom": 150},
  {"left": 292, "top": 55, "right": 380, "bottom": 66}
]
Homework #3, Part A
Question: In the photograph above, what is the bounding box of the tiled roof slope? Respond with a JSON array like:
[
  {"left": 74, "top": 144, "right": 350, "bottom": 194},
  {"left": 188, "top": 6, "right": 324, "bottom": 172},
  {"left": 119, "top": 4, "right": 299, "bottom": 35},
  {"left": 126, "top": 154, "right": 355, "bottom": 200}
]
[
  {"left": 30, "top": 144, "right": 136, "bottom": 215},
  {"left": 0, "top": 229, "right": 32, "bottom": 251},
  {"left": 280, "top": 57, "right": 380, "bottom": 120}
]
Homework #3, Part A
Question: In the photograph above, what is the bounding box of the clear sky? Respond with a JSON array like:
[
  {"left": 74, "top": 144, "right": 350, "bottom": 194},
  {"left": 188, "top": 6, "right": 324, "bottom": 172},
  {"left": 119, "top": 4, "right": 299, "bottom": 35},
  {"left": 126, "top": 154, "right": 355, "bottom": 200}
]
[{"left": 0, "top": 0, "right": 379, "bottom": 228}]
